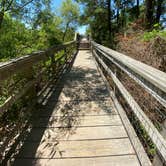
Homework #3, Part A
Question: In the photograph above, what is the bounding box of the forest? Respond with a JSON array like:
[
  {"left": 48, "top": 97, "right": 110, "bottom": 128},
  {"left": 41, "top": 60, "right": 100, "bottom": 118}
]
[
  {"left": 78, "top": 0, "right": 166, "bottom": 46},
  {"left": 0, "top": 0, "right": 166, "bottom": 62}
]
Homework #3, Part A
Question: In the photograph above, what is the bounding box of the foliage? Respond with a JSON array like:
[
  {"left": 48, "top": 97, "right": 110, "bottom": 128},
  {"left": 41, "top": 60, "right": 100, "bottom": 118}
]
[
  {"left": 33, "top": 11, "right": 63, "bottom": 48},
  {"left": 139, "top": 124, "right": 156, "bottom": 157},
  {"left": 60, "top": 0, "right": 79, "bottom": 41},
  {"left": 77, "top": 0, "right": 166, "bottom": 46},
  {"left": 0, "top": 14, "right": 36, "bottom": 61},
  {"left": 0, "top": 0, "right": 51, "bottom": 28},
  {"left": 143, "top": 29, "right": 166, "bottom": 41},
  {"left": 0, "top": 13, "right": 62, "bottom": 61},
  {"left": 0, "top": 7, "right": 78, "bottom": 61}
]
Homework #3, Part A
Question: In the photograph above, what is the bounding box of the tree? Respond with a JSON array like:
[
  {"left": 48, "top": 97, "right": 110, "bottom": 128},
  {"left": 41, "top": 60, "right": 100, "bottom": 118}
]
[
  {"left": 145, "top": 0, "right": 155, "bottom": 29},
  {"left": 60, "top": 0, "right": 79, "bottom": 42},
  {"left": 155, "top": 0, "right": 164, "bottom": 24},
  {"left": 136, "top": 0, "right": 140, "bottom": 18},
  {"left": 0, "top": 0, "right": 51, "bottom": 29},
  {"left": 0, "top": 14, "right": 35, "bottom": 60},
  {"left": 76, "top": 0, "right": 109, "bottom": 44},
  {"left": 34, "top": 10, "right": 63, "bottom": 47},
  {"left": 107, "top": 0, "right": 112, "bottom": 42},
  {"left": 114, "top": 0, "right": 121, "bottom": 29}
]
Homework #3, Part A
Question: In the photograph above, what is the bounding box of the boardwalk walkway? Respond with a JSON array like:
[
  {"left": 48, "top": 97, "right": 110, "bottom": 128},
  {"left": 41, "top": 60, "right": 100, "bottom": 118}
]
[{"left": 13, "top": 50, "right": 141, "bottom": 166}]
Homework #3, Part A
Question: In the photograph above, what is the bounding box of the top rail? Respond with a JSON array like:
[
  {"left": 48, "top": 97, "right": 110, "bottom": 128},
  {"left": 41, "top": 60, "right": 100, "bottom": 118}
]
[
  {"left": 92, "top": 41, "right": 166, "bottom": 108},
  {"left": 0, "top": 41, "right": 75, "bottom": 83}
]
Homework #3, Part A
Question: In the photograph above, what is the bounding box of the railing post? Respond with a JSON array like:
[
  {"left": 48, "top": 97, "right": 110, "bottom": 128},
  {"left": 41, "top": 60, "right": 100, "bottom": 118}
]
[
  {"left": 25, "top": 67, "right": 37, "bottom": 104},
  {"left": 113, "top": 68, "right": 117, "bottom": 98},
  {"left": 51, "top": 53, "right": 55, "bottom": 64},
  {"left": 51, "top": 52, "right": 56, "bottom": 74},
  {"left": 64, "top": 47, "right": 68, "bottom": 63}
]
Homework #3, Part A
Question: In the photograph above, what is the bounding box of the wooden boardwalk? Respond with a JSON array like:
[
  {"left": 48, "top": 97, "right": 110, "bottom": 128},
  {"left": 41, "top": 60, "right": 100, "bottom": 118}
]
[{"left": 13, "top": 50, "right": 141, "bottom": 166}]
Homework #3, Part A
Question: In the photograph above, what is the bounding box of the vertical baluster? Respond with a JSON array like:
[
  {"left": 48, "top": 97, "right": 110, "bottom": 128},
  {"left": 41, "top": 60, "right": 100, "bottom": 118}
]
[
  {"left": 113, "top": 68, "right": 117, "bottom": 98},
  {"left": 51, "top": 52, "right": 56, "bottom": 76},
  {"left": 64, "top": 46, "right": 68, "bottom": 65},
  {"left": 25, "top": 66, "right": 36, "bottom": 104}
]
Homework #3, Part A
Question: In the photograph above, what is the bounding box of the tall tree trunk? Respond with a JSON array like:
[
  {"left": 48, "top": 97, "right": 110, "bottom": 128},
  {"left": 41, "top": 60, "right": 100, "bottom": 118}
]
[
  {"left": 121, "top": 9, "right": 125, "bottom": 28},
  {"left": 62, "top": 22, "right": 70, "bottom": 42},
  {"left": 145, "top": 0, "right": 154, "bottom": 29},
  {"left": 0, "top": 11, "right": 4, "bottom": 29},
  {"left": 107, "top": 0, "right": 112, "bottom": 42},
  {"left": 117, "top": 8, "right": 119, "bottom": 28},
  {"left": 136, "top": 0, "right": 140, "bottom": 18},
  {"left": 156, "top": 0, "right": 163, "bottom": 24}
]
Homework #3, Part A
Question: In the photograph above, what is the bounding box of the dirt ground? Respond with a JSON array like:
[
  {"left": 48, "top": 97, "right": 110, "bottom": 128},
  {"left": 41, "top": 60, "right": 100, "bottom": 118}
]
[{"left": 116, "top": 34, "right": 166, "bottom": 72}]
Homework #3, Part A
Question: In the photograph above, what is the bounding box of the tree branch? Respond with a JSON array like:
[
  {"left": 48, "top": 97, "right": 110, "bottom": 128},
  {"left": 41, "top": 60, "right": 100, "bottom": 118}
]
[
  {"left": 5, "top": 0, "right": 14, "bottom": 12},
  {"left": 9, "top": 0, "right": 35, "bottom": 13},
  {"left": 17, "top": 0, "right": 34, "bottom": 11}
]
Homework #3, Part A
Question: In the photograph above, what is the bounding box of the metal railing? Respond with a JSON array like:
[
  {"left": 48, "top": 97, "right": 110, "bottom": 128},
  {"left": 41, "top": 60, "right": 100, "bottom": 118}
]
[{"left": 91, "top": 41, "right": 166, "bottom": 165}]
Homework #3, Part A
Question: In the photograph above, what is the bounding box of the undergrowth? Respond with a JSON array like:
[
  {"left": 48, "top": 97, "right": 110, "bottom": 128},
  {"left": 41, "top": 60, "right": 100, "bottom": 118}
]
[{"left": 142, "top": 24, "right": 166, "bottom": 41}]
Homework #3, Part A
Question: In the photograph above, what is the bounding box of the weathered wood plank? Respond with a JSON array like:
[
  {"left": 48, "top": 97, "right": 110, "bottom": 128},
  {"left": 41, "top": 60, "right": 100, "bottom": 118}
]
[
  {"left": 15, "top": 139, "right": 135, "bottom": 158},
  {"left": 25, "top": 126, "right": 127, "bottom": 142},
  {"left": 14, "top": 155, "right": 140, "bottom": 166},
  {"left": 33, "top": 114, "right": 122, "bottom": 127},
  {"left": 39, "top": 100, "right": 116, "bottom": 117}
]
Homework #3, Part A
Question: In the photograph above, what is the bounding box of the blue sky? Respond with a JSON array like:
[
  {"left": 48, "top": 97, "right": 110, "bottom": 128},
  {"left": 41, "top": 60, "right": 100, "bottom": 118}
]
[{"left": 52, "top": 0, "right": 87, "bottom": 34}]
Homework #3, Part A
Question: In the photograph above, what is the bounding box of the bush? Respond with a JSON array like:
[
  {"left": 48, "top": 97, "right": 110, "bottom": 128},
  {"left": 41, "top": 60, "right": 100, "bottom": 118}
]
[{"left": 143, "top": 29, "right": 166, "bottom": 42}]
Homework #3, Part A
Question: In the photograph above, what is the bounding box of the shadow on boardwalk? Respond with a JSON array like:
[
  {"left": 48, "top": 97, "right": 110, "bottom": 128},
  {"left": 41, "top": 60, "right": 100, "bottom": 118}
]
[{"left": 11, "top": 61, "right": 113, "bottom": 166}]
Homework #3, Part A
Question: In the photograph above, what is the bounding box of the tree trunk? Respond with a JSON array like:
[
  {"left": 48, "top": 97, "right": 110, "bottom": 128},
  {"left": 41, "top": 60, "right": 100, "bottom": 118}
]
[
  {"left": 62, "top": 22, "right": 70, "bottom": 42},
  {"left": 0, "top": 11, "right": 4, "bottom": 29},
  {"left": 145, "top": 0, "right": 154, "bottom": 29},
  {"left": 136, "top": 0, "right": 140, "bottom": 18},
  {"left": 156, "top": 0, "right": 163, "bottom": 24},
  {"left": 117, "top": 8, "right": 119, "bottom": 28},
  {"left": 121, "top": 9, "right": 125, "bottom": 28},
  {"left": 107, "top": 0, "right": 112, "bottom": 42}
]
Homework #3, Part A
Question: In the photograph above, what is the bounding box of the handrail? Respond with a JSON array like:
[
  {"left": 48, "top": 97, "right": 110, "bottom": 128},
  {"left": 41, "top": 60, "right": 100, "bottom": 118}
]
[
  {"left": 0, "top": 41, "right": 75, "bottom": 83},
  {"left": 91, "top": 41, "right": 166, "bottom": 163},
  {"left": 92, "top": 41, "right": 166, "bottom": 108},
  {"left": 0, "top": 40, "right": 77, "bottom": 114}
]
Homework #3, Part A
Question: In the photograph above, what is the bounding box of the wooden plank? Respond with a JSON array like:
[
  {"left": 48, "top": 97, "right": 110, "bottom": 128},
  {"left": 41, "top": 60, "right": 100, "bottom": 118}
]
[
  {"left": 13, "top": 155, "right": 140, "bottom": 166},
  {"left": 39, "top": 100, "right": 117, "bottom": 117},
  {"left": 15, "top": 139, "right": 135, "bottom": 158},
  {"left": 114, "top": 97, "right": 152, "bottom": 166},
  {"left": 25, "top": 126, "right": 126, "bottom": 142},
  {"left": 33, "top": 115, "right": 122, "bottom": 127},
  {"left": 54, "top": 86, "right": 110, "bottom": 101}
]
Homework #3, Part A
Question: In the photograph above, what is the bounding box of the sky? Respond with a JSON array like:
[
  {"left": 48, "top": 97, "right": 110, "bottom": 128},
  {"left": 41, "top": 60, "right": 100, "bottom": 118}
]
[{"left": 52, "top": 0, "right": 87, "bottom": 34}]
